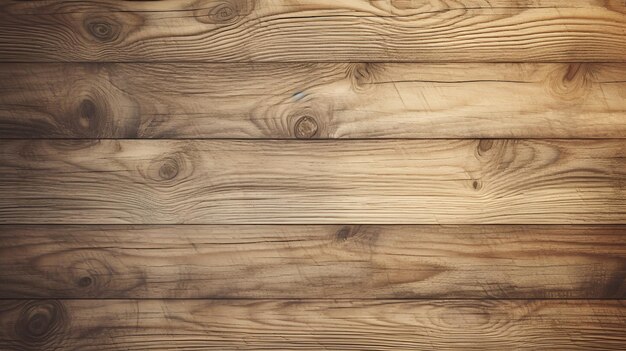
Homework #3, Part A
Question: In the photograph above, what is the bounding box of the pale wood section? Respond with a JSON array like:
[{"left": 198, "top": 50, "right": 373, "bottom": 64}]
[
  {"left": 1, "top": 1, "right": 625, "bottom": 62},
  {"left": 1, "top": 63, "right": 625, "bottom": 138},
  {"left": 1, "top": 299, "right": 625, "bottom": 350},
  {"left": 0, "top": 225, "right": 624, "bottom": 299},
  {"left": 0, "top": 139, "right": 625, "bottom": 224}
]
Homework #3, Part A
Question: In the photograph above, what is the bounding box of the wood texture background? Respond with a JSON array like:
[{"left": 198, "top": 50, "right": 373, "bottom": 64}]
[{"left": 0, "top": 0, "right": 625, "bottom": 350}]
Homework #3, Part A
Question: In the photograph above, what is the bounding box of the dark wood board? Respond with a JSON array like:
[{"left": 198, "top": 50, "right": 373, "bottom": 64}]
[
  {"left": 1, "top": 299, "right": 625, "bottom": 350},
  {"left": 0, "top": 224, "right": 624, "bottom": 298}
]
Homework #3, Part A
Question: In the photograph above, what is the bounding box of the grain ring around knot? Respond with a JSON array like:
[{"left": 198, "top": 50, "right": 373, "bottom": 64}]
[
  {"left": 15, "top": 300, "right": 69, "bottom": 348},
  {"left": 294, "top": 116, "right": 319, "bottom": 139},
  {"left": 159, "top": 158, "right": 180, "bottom": 181},
  {"left": 85, "top": 18, "right": 120, "bottom": 42},
  {"left": 208, "top": 3, "right": 239, "bottom": 23}
]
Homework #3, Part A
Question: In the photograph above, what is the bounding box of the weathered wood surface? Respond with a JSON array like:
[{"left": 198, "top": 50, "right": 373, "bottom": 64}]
[
  {"left": 1, "top": 299, "right": 625, "bottom": 350},
  {"left": 2, "top": 63, "right": 625, "bottom": 138},
  {"left": 1, "top": 0, "right": 625, "bottom": 62},
  {"left": 0, "top": 225, "right": 624, "bottom": 299},
  {"left": 1, "top": 139, "right": 625, "bottom": 224},
  {"left": 1, "top": 1, "right": 625, "bottom": 348}
]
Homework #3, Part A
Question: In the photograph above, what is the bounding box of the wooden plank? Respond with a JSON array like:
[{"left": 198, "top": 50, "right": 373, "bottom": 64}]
[
  {"left": 0, "top": 139, "right": 625, "bottom": 224},
  {"left": 0, "top": 299, "right": 624, "bottom": 350},
  {"left": 1, "top": 1, "right": 625, "bottom": 62},
  {"left": 1, "top": 225, "right": 624, "bottom": 299},
  {"left": 2, "top": 63, "right": 626, "bottom": 139}
]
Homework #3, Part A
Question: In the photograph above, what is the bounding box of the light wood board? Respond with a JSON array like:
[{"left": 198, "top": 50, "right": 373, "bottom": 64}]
[
  {"left": 1, "top": 63, "right": 625, "bottom": 138},
  {"left": 1, "top": 0, "right": 625, "bottom": 62},
  {"left": 1, "top": 139, "right": 624, "bottom": 224}
]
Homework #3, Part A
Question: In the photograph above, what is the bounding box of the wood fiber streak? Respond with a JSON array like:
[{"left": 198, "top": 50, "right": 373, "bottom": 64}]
[
  {"left": 1, "top": 63, "right": 625, "bottom": 138},
  {"left": 0, "top": 139, "right": 624, "bottom": 224},
  {"left": 0, "top": 225, "right": 624, "bottom": 299},
  {"left": 1, "top": 0, "right": 625, "bottom": 62},
  {"left": 0, "top": 299, "right": 625, "bottom": 351}
]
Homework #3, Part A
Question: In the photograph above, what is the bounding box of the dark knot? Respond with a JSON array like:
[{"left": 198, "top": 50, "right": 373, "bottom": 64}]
[
  {"left": 208, "top": 2, "right": 239, "bottom": 23},
  {"left": 15, "top": 300, "right": 68, "bottom": 346},
  {"left": 294, "top": 116, "right": 318, "bottom": 139},
  {"left": 159, "top": 158, "right": 180, "bottom": 180},
  {"left": 85, "top": 18, "right": 120, "bottom": 42}
]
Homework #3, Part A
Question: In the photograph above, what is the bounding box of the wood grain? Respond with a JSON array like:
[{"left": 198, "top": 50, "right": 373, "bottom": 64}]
[
  {"left": 1, "top": 299, "right": 625, "bottom": 350},
  {"left": 1, "top": 0, "right": 625, "bottom": 62},
  {"left": 0, "top": 139, "right": 625, "bottom": 224},
  {"left": 2, "top": 1, "right": 624, "bottom": 349},
  {"left": 2, "top": 63, "right": 626, "bottom": 138},
  {"left": 0, "top": 225, "right": 624, "bottom": 299}
]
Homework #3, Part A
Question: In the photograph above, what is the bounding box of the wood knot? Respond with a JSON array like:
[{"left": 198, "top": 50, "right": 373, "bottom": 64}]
[
  {"left": 85, "top": 18, "right": 120, "bottom": 42},
  {"left": 546, "top": 63, "right": 593, "bottom": 101},
  {"left": 349, "top": 63, "right": 380, "bottom": 91},
  {"left": 209, "top": 3, "right": 238, "bottom": 22},
  {"left": 145, "top": 152, "right": 193, "bottom": 183},
  {"left": 472, "top": 179, "right": 482, "bottom": 190},
  {"left": 564, "top": 63, "right": 583, "bottom": 82},
  {"left": 353, "top": 64, "right": 372, "bottom": 82},
  {"left": 67, "top": 257, "right": 114, "bottom": 295},
  {"left": 78, "top": 99, "right": 97, "bottom": 129},
  {"left": 335, "top": 226, "right": 359, "bottom": 241},
  {"left": 194, "top": 0, "right": 252, "bottom": 24},
  {"left": 15, "top": 300, "right": 68, "bottom": 347},
  {"left": 294, "top": 116, "right": 318, "bottom": 139},
  {"left": 77, "top": 276, "right": 93, "bottom": 287},
  {"left": 159, "top": 158, "right": 180, "bottom": 180},
  {"left": 477, "top": 139, "right": 493, "bottom": 155},
  {"left": 68, "top": 96, "right": 108, "bottom": 137}
]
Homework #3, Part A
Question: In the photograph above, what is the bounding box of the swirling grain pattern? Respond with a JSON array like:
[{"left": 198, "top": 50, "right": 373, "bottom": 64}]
[
  {"left": 1, "top": 63, "right": 625, "bottom": 138},
  {"left": 0, "top": 0, "right": 625, "bottom": 62},
  {"left": 0, "top": 299, "right": 625, "bottom": 350}
]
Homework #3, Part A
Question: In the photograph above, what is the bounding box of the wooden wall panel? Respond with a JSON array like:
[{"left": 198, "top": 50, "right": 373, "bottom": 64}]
[
  {"left": 1, "top": 1, "right": 625, "bottom": 62},
  {"left": 1, "top": 0, "right": 624, "bottom": 349},
  {"left": 1, "top": 225, "right": 624, "bottom": 299},
  {"left": 1, "top": 139, "right": 624, "bottom": 224},
  {"left": 1, "top": 63, "right": 625, "bottom": 138},
  {"left": 1, "top": 299, "right": 625, "bottom": 350}
]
